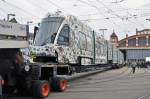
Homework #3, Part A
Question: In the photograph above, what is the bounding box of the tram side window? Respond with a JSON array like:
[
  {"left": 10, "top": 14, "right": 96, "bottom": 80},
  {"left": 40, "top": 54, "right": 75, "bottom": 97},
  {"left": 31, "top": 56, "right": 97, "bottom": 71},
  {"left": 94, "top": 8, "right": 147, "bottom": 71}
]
[
  {"left": 79, "top": 32, "right": 87, "bottom": 50},
  {"left": 57, "top": 25, "right": 70, "bottom": 46}
]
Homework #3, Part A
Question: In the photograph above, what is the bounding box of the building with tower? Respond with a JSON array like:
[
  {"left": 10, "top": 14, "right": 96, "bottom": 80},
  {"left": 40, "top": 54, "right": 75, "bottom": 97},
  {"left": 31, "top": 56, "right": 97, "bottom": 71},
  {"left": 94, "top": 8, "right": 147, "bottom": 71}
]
[
  {"left": 110, "top": 30, "right": 118, "bottom": 47},
  {"left": 110, "top": 29, "right": 150, "bottom": 61}
]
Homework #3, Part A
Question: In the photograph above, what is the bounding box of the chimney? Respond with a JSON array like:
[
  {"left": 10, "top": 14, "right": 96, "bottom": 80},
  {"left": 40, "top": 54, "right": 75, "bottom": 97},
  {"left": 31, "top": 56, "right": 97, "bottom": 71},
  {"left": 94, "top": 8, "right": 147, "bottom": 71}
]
[
  {"left": 136, "top": 28, "right": 138, "bottom": 35},
  {"left": 126, "top": 33, "right": 128, "bottom": 38}
]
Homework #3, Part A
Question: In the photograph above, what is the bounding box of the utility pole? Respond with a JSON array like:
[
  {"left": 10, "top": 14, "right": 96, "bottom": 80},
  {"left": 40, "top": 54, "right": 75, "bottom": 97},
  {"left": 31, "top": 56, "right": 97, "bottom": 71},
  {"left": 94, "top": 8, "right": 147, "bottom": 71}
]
[{"left": 92, "top": 30, "right": 96, "bottom": 64}]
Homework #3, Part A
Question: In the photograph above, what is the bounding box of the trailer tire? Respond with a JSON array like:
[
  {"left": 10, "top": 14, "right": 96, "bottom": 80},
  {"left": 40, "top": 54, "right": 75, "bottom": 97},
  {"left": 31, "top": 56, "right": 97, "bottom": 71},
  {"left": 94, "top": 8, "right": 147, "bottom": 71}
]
[
  {"left": 51, "top": 77, "right": 67, "bottom": 92},
  {"left": 32, "top": 80, "right": 50, "bottom": 98}
]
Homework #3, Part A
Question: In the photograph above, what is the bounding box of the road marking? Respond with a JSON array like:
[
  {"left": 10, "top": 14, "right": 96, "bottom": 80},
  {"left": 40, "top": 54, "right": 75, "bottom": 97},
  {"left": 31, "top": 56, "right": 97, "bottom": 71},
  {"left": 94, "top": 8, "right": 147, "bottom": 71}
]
[{"left": 137, "top": 94, "right": 150, "bottom": 99}]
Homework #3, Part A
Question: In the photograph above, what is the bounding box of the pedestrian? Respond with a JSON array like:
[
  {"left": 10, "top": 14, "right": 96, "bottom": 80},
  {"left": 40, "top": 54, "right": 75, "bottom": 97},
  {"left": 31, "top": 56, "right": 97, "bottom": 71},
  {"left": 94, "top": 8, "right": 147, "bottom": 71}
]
[
  {"left": 139, "top": 61, "right": 142, "bottom": 68},
  {"left": 137, "top": 60, "right": 140, "bottom": 69},
  {"left": 128, "top": 60, "right": 131, "bottom": 68},
  {"left": 131, "top": 61, "right": 136, "bottom": 74}
]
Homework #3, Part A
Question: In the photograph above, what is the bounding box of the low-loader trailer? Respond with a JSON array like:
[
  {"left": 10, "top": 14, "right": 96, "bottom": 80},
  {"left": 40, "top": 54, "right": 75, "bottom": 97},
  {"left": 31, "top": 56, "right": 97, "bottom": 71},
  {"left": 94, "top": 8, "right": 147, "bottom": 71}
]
[{"left": 0, "top": 20, "right": 69, "bottom": 98}]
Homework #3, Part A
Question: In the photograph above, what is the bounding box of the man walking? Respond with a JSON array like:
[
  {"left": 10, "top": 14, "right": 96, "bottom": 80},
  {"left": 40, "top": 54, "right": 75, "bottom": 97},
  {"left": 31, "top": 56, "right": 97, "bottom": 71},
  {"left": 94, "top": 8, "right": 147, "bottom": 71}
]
[{"left": 131, "top": 61, "right": 137, "bottom": 74}]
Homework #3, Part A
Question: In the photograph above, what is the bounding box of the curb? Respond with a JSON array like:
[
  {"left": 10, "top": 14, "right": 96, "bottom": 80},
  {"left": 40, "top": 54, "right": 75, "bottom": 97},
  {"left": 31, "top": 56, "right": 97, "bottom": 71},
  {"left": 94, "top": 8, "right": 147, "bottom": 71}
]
[{"left": 67, "top": 67, "right": 112, "bottom": 81}]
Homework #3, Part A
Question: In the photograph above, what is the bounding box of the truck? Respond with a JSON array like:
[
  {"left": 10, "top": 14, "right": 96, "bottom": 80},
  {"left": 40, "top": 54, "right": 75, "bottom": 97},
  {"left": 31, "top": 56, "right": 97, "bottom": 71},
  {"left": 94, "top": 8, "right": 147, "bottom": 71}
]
[{"left": 0, "top": 20, "right": 69, "bottom": 98}]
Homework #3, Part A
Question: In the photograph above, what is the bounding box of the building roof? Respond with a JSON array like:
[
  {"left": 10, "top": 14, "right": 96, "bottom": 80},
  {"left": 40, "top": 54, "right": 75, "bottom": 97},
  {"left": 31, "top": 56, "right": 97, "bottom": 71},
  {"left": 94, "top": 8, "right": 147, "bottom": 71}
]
[
  {"left": 111, "top": 32, "right": 117, "bottom": 37},
  {"left": 118, "top": 29, "right": 150, "bottom": 49},
  {"left": 137, "top": 29, "right": 150, "bottom": 33}
]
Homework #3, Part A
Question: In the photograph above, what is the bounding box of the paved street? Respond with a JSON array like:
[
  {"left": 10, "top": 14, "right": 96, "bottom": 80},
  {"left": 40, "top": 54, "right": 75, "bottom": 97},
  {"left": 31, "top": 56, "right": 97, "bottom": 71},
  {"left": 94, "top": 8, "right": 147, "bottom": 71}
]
[{"left": 4, "top": 67, "right": 150, "bottom": 99}]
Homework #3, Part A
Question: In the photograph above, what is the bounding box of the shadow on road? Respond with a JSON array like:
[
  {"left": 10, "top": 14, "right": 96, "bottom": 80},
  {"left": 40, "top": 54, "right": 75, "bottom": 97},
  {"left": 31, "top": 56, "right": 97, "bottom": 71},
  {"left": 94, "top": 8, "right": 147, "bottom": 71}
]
[{"left": 2, "top": 94, "right": 36, "bottom": 99}]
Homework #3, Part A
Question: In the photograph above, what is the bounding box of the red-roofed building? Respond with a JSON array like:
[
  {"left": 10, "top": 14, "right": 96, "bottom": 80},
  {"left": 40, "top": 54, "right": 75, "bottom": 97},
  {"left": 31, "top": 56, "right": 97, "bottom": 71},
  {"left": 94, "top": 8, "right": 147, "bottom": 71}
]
[{"left": 110, "top": 30, "right": 118, "bottom": 47}]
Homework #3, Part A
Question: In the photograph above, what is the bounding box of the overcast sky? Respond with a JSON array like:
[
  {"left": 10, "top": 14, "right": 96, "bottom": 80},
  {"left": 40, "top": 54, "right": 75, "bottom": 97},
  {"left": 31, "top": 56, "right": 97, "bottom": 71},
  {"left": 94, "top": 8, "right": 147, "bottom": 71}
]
[{"left": 0, "top": 0, "right": 150, "bottom": 40}]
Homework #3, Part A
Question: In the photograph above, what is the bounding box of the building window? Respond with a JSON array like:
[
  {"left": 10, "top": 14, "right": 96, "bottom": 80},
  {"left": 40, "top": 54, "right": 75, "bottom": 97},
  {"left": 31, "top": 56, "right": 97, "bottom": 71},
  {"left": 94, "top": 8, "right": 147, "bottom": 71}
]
[
  {"left": 128, "top": 38, "right": 136, "bottom": 46},
  {"left": 119, "top": 41, "right": 126, "bottom": 47},
  {"left": 79, "top": 32, "right": 87, "bottom": 50},
  {"left": 148, "top": 36, "right": 150, "bottom": 45},
  {"left": 112, "top": 39, "right": 115, "bottom": 42},
  {"left": 138, "top": 37, "right": 146, "bottom": 46}
]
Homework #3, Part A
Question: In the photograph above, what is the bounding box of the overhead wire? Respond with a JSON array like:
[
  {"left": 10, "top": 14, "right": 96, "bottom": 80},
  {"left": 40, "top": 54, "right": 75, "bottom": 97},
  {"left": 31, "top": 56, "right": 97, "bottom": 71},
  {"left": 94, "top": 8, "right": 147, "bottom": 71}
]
[
  {"left": 113, "top": 2, "right": 147, "bottom": 28},
  {"left": 78, "top": 0, "right": 121, "bottom": 28},
  {"left": 119, "top": 5, "right": 147, "bottom": 28},
  {"left": 0, "top": 10, "right": 6, "bottom": 19},
  {"left": 111, "top": 0, "right": 125, "bottom": 3},
  {"left": 80, "top": 16, "right": 119, "bottom": 22},
  {"left": 1, "top": 0, "right": 39, "bottom": 18},
  {"left": 45, "top": 0, "right": 69, "bottom": 13},
  {"left": 96, "top": 0, "right": 147, "bottom": 28},
  {"left": 96, "top": 0, "right": 122, "bottom": 19},
  {"left": 27, "top": 0, "right": 50, "bottom": 13},
  {"left": 0, "top": 0, "right": 148, "bottom": 31},
  {"left": 0, "top": 7, "right": 7, "bottom": 16},
  {"left": 0, "top": 1, "right": 11, "bottom": 18},
  {"left": 85, "top": 0, "right": 146, "bottom": 35},
  {"left": 78, "top": 9, "right": 130, "bottom": 17},
  {"left": 0, "top": 2, "right": 15, "bottom": 19}
]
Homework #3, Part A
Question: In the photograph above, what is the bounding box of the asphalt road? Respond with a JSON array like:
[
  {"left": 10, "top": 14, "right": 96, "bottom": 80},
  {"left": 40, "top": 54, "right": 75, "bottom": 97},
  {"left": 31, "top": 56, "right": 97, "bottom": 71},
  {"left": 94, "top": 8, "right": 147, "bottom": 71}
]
[{"left": 4, "top": 67, "right": 150, "bottom": 99}]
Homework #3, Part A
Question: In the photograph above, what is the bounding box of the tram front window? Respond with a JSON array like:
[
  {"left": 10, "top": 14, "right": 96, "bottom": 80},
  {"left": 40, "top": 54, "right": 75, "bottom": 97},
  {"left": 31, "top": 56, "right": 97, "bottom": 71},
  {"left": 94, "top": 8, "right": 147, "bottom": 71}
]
[
  {"left": 57, "top": 25, "right": 70, "bottom": 46},
  {"left": 34, "top": 17, "right": 64, "bottom": 46}
]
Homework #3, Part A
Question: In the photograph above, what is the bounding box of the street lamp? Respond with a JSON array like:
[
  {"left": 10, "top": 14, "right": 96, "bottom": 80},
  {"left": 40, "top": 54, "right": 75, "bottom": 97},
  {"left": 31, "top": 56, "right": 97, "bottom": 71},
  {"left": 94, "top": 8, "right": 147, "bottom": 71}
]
[
  {"left": 7, "top": 14, "right": 15, "bottom": 21},
  {"left": 99, "top": 29, "right": 107, "bottom": 37}
]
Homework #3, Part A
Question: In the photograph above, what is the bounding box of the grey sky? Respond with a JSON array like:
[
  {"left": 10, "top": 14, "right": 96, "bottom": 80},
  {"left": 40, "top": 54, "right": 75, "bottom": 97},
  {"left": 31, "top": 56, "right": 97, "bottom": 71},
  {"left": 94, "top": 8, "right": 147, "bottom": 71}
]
[{"left": 0, "top": 0, "right": 150, "bottom": 40}]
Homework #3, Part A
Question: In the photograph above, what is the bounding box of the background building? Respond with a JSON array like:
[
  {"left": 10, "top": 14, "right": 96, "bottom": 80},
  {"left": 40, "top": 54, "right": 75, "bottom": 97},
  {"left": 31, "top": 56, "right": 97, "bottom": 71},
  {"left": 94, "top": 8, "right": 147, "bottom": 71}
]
[{"left": 110, "top": 29, "right": 150, "bottom": 61}]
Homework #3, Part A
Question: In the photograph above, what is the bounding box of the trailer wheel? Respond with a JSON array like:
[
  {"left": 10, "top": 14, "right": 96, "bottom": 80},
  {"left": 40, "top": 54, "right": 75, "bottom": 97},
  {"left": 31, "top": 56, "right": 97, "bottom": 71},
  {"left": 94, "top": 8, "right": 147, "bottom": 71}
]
[
  {"left": 32, "top": 80, "right": 50, "bottom": 98},
  {"left": 51, "top": 77, "right": 67, "bottom": 92}
]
